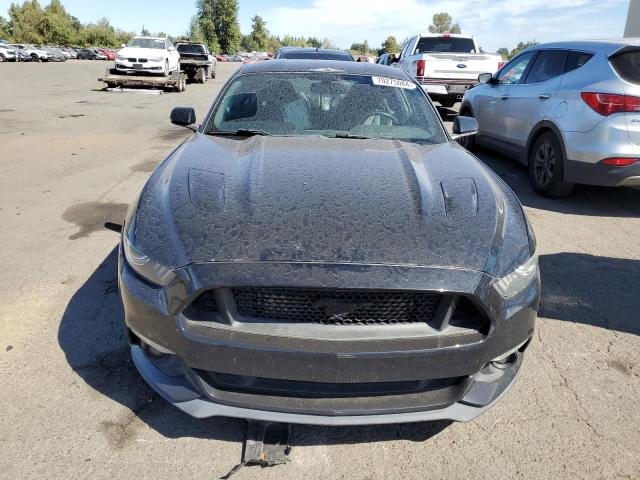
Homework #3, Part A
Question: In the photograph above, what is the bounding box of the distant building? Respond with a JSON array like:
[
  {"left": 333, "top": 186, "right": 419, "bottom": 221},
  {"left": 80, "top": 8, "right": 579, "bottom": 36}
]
[{"left": 625, "top": 0, "right": 640, "bottom": 37}]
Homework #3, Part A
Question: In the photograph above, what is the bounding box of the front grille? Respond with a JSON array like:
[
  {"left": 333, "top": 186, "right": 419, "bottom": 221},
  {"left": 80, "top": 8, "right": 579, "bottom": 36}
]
[
  {"left": 232, "top": 287, "right": 441, "bottom": 326},
  {"left": 127, "top": 57, "right": 136, "bottom": 62}
]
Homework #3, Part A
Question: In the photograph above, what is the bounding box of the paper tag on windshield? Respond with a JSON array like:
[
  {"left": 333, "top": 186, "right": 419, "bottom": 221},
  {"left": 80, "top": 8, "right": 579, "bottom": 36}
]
[{"left": 372, "top": 76, "right": 416, "bottom": 90}]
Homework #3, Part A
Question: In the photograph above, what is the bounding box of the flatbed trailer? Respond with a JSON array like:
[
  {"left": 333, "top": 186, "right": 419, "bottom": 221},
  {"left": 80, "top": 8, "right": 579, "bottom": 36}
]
[
  {"left": 99, "top": 68, "right": 187, "bottom": 92},
  {"left": 179, "top": 58, "right": 214, "bottom": 83}
]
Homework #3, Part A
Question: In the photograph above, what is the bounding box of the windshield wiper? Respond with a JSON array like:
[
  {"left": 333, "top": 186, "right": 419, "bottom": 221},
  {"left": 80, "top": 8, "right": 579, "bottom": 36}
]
[
  {"left": 334, "top": 133, "right": 371, "bottom": 139},
  {"left": 206, "top": 129, "right": 271, "bottom": 137}
]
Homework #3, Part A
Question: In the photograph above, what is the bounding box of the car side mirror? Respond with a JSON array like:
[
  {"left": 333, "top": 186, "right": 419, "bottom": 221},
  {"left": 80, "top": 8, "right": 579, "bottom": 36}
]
[
  {"left": 168, "top": 46, "right": 176, "bottom": 52},
  {"left": 452, "top": 116, "right": 478, "bottom": 139},
  {"left": 121, "top": 44, "right": 126, "bottom": 48},
  {"left": 171, "top": 107, "right": 197, "bottom": 130},
  {"left": 478, "top": 72, "right": 494, "bottom": 84}
]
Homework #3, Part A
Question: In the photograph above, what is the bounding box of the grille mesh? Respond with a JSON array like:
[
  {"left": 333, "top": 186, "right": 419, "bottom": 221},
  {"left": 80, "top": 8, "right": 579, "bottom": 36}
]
[{"left": 230, "top": 287, "right": 441, "bottom": 326}]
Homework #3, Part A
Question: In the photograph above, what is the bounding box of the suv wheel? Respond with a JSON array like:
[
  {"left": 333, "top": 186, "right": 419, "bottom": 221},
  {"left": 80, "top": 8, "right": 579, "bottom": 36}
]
[
  {"left": 528, "top": 132, "right": 574, "bottom": 197},
  {"left": 0, "top": 54, "right": 5, "bottom": 62},
  {"left": 31, "top": 53, "right": 40, "bottom": 62}
]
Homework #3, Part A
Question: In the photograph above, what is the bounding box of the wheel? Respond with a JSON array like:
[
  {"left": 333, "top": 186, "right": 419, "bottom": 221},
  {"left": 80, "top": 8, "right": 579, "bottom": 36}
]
[
  {"left": 0, "top": 54, "right": 5, "bottom": 62},
  {"left": 31, "top": 53, "right": 40, "bottom": 62},
  {"left": 528, "top": 131, "right": 574, "bottom": 197},
  {"left": 211, "top": 68, "right": 216, "bottom": 79}
]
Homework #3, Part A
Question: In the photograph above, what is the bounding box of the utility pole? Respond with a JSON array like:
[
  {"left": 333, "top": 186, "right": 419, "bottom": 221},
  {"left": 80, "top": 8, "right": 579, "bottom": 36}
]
[{"left": 625, "top": 0, "right": 640, "bottom": 37}]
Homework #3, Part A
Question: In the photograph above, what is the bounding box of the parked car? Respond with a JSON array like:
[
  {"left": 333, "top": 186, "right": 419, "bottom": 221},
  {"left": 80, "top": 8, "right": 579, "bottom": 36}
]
[
  {"left": 115, "top": 37, "right": 180, "bottom": 75},
  {"left": 42, "top": 46, "right": 67, "bottom": 62},
  {"left": 118, "top": 60, "right": 539, "bottom": 426},
  {"left": 354, "top": 54, "right": 375, "bottom": 63},
  {"left": 59, "top": 47, "right": 77, "bottom": 59},
  {"left": 98, "top": 48, "right": 116, "bottom": 61},
  {"left": 395, "top": 33, "right": 502, "bottom": 107},
  {"left": 74, "top": 48, "right": 98, "bottom": 60},
  {"left": 461, "top": 40, "right": 640, "bottom": 197},
  {"left": 274, "top": 47, "right": 354, "bottom": 61},
  {"left": 8, "top": 44, "right": 50, "bottom": 62},
  {"left": 0, "top": 44, "right": 17, "bottom": 62},
  {"left": 376, "top": 52, "right": 399, "bottom": 66}
]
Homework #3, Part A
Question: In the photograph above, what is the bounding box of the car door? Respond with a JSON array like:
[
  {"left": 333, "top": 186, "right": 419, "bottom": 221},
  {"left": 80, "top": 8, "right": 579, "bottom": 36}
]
[
  {"left": 166, "top": 39, "right": 180, "bottom": 70},
  {"left": 504, "top": 49, "right": 568, "bottom": 153},
  {"left": 474, "top": 51, "right": 538, "bottom": 145}
]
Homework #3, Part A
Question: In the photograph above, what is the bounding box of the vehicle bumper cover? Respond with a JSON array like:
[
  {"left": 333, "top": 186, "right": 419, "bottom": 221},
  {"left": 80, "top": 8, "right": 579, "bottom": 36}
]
[{"left": 119, "top": 252, "right": 538, "bottom": 425}]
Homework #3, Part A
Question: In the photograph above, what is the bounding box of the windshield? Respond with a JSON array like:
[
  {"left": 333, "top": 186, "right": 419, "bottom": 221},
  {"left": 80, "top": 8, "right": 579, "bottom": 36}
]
[
  {"left": 416, "top": 37, "right": 476, "bottom": 54},
  {"left": 206, "top": 72, "right": 447, "bottom": 143},
  {"left": 177, "top": 44, "right": 206, "bottom": 54},
  {"left": 279, "top": 50, "right": 353, "bottom": 61},
  {"left": 127, "top": 38, "right": 165, "bottom": 49}
]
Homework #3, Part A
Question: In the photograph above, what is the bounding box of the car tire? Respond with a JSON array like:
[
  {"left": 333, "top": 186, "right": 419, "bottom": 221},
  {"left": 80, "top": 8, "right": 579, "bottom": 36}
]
[
  {"left": 0, "top": 54, "right": 5, "bottom": 62},
  {"left": 528, "top": 131, "right": 574, "bottom": 198},
  {"left": 31, "top": 53, "right": 40, "bottom": 62},
  {"left": 211, "top": 68, "right": 216, "bottom": 79},
  {"left": 457, "top": 107, "right": 476, "bottom": 152}
]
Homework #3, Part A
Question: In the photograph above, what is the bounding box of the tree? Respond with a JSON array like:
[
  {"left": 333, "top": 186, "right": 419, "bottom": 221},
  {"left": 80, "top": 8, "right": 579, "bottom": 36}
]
[
  {"left": 350, "top": 40, "right": 371, "bottom": 55},
  {"left": 509, "top": 40, "right": 538, "bottom": 59},
  {"left": 197, "top": 0, "right": 241, "bottom": 53},
  {"left": 43, "top": 0, "right": 77, "bottom": 45},
  {"left": 249, "top": 15, "right": 268, "bottom": 51},
  {"left": 321, "top": 37, "right": 337, "bottom": 49},
  {"left": 187, "top": 14, "right": 205, "bottom": 43},
  {"left": 241, "top": 33, "right": 258, "bottom": 52},
  {"left": 380, "top": 36, "right": 400, "bottom": 54},
  {"left": 9, "top": 0, "right": 46, "bottom": 44},
  {"left": 428, "top": 12, "right": 461, "bottom": 34},
  {"left": 497, "top": 47, "right": 509, "bottom": 60},
  {"left": 0, "top": 15, "right": 13, "bottom": 41},
  {"left": 79, "top": 17, "right": 117, "bottom": 47},
  {"left": 140, "top": 26, "right": 150, "bottom": 36},
  {"left": 307, "top": 36, "right": 321, "bottom": 48}
]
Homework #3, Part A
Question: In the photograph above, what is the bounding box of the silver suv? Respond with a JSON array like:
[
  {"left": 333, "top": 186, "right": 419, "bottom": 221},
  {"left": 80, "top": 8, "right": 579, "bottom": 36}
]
[{"left": 460, "top": 40, "right": 640, "bottom": 197}]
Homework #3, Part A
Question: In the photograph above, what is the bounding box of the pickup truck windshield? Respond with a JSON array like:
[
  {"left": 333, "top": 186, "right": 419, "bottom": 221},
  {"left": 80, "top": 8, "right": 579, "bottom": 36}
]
[
  {"left": 207, "top": 72, "right": 447, "bottom": 144},
  {"left": 127, "top": 38, "right": 165, "bottom": 49},
  {"left": 177, "top": 44, "right": 206, "bottom": 55},
  {"left": 416, "top": 37, "right": 476, "bottom": 54}
]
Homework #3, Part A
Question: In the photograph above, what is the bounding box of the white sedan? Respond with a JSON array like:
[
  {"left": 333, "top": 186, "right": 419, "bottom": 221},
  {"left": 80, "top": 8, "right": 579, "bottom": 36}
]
[{"left": 115, "top": 37, "right": 180, "bottom": 76}]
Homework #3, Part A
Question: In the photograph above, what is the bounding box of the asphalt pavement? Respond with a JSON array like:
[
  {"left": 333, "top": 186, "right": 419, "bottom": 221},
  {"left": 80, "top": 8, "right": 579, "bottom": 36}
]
[{"left": 0, "top": 60, "right": 639, "bottom": 480}]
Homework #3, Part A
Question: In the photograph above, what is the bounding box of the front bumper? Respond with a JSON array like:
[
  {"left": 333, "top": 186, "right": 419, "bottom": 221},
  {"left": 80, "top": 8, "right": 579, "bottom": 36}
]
[
  {"left": 119, "top": 255, "right": 538, "bottom": 425},
  {"left": 115, "top": 58, "right": 165, "bottom": 74}
]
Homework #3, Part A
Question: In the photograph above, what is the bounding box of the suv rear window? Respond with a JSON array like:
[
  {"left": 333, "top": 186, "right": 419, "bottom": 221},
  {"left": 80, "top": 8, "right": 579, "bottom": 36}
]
[
  {"left": 416, "top": 37, "right": 476, "bottom": 54},
  {"left": 610, "top": 49, "right": 640, "bottom": 84},
  {"left": 177, "top": 44, "right": 206, "bottom": 54},
  {"left": 280, "top": 50, "right": 353, "bottom": 61},
  {"left": 565, "top": 51, "right": 593, "bottom": 73}
]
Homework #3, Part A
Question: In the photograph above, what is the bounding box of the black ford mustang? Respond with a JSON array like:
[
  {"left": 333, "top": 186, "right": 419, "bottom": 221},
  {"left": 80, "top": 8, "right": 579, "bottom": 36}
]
[{"left": 119, "top": 60, "right": 539, "bottom": 425}]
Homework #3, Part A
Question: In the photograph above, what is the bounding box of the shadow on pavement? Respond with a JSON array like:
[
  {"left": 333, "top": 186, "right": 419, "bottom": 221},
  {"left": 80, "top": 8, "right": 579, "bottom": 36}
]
[
  {"left": 58, "top": 247, "right": 451, "bottom": 446},
  {"left": 539, "top": 252, "right": 640, "bottom": 336},
  {"left": 475, "top": 149, "right": 640, "bottom": 218}
]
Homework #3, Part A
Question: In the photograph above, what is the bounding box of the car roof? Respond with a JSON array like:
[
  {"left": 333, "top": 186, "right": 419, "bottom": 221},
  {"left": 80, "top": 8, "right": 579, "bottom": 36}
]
[
  {"left": 527, "top": 39, "right": 639, "bottom": 55},
  {"left": 238, "top": 59, "right": 413, "bottom": 79}
]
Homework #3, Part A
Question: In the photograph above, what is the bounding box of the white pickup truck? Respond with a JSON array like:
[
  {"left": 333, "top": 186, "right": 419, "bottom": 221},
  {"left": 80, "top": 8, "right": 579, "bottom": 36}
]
[{"left": 395, "top": 33, "right": 503, "bottom": 107}]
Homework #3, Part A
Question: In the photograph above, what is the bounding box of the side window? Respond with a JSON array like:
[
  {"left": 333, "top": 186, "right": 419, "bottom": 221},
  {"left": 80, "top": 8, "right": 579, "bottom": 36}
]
[
  {"left": 565, "top": 51, "right": 593, "bottom": 73},
  {"left": 525, "top": 50, "right": 568, "bottom": 84},
  {"left": 498, "top": 51, "right": 537, "bottom": 85}
]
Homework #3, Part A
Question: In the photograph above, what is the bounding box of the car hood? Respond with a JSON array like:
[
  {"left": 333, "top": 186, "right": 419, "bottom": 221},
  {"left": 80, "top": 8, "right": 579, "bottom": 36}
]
[
  {"left": 133, "top": 135, "right": 531, "bottom": 277},
  {"left": 118, "top": 47, "right": 165, "bottom": 58}
]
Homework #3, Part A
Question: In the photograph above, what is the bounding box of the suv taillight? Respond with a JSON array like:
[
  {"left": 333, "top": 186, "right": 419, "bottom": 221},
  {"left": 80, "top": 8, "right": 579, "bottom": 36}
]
[
  {"left": 581, "top": 92, "right": 640, "bottom": 116},
  {"left": 416, "top": 59, "right": 426, "bottom": 77}
]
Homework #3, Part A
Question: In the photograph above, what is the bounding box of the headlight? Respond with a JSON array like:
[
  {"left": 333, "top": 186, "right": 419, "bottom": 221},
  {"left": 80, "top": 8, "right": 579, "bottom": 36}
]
[
  {"left": 493, "top": 254, "right": 538, "bottom": 298},
  {"left": 123, "top": 219, "right": 176, "bottom": 287},
  {"left": 116, "top": 54, "right": 125, "bottom": 61},
  {"left": 148, "top": 56, "right": 163, "bottom": 62}
]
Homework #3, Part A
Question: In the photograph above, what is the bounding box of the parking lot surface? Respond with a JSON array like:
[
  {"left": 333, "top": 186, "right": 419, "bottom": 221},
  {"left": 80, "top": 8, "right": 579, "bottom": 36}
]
[{"left": 1, "top": 61, "right": 639, "bottom": 480}]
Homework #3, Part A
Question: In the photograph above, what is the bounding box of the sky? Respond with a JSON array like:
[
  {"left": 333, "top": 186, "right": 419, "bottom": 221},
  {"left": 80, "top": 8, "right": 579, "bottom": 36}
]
[{"left": 0, "top": 0, "right": 631, "bottom": 52}]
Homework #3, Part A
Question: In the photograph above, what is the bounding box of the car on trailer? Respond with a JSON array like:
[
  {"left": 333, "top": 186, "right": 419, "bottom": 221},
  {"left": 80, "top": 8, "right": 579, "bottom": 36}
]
[{"left": 175, "top": 42, "right": 217, "bottom": 83}]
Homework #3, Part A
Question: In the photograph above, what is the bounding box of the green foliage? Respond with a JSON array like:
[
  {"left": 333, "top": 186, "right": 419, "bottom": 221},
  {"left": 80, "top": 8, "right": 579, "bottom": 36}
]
[
  {"left": 250, "top": 15, "right": 268, "bottom": 51},
  {"left": 380, "top": 36, "right": 400, "bottom": 55},
  {"left": 196, "top": 0, "right": 240, "bottom": 53},
  {"left": 497, "top": 47, "right": 510, "bottom": 60},
  {"left": 321, "top": 38, "right": 337, "bottom": 50},
  {"left": 428, "top": 12, "right": 461, "bottom": 34},
  {"left": 0, "top": 15, "right": 13, "bottom": 41},
  {"left": 42, "top": 0, "right": 75, "bottom": 44},
  {"left": 306, "top": 36, "right": 321, "bottom": 48},
  {"left": 79, "top": 17, "right": 117, "bottom": 47},
  {"left": 9, "top": 0, "right": 45, "bottom": 44},
  {"left": 350, "top": 39, "right": 373, "bottom": 55},
  {"left": 140, "top": 26, "right": 150, "bottom": 36},
  {"left": 509, "top": 40, "right": 538, "bottom": 59}
]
